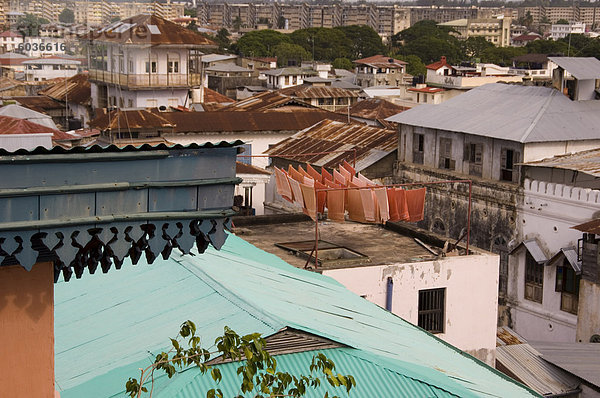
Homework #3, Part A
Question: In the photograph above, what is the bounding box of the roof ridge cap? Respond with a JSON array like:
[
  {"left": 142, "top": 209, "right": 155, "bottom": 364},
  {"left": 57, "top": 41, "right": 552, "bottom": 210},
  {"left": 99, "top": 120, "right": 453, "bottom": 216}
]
[{"left": 520, "top": 89, "right": 557, "bottom": 143}]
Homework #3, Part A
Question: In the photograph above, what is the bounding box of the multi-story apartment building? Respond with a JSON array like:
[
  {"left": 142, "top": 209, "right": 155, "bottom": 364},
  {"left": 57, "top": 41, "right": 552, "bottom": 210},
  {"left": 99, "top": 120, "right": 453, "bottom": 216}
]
[
  {"left": 341, "top": 3, "right": 377, "bottom": 29},
  {"left": 254, "top": 2, "right": 279, "bottom": 28},
  {"left": 440, "top": 16, "right": 512, "bottom": 47},
  {"left": 279, "top": 3, "right": 308, "bottom": 30},
  {"left": 308, "top": 4, "right": 341, "bottom": 28},
  {"left": 229, "top": 3, "right": 255, "bottom": 30},
  {"left": 377, "top": 5, "right": 411, "bottom": 41}
]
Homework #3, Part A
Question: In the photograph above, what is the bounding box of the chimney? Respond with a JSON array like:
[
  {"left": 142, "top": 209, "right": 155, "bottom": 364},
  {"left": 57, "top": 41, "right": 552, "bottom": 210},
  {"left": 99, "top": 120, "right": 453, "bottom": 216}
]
[{"left": 441, "top": 56, "right": 447, "bottom": 63}]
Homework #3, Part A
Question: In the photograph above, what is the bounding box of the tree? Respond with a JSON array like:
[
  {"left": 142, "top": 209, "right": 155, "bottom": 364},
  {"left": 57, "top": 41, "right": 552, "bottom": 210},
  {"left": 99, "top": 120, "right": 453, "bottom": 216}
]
[
  {"left": 215, "top": 28, "right": 231, "bottom": 52},
  {"left": 556, "top": 18, "right": 569, "bottom": 25},
  {"left": 273, "top": 42, "right": 311, "bottom": 67},
  {"left": 392, "top": 20, "right": 462, "bottom": 64},
  {"left": 236, "top": 30, "right": 290, "bottom": 57},
  {"left": 59, "top": 8, "right": 74, "bottom": 24},
  {"left": 16, "top": 13, "right": 50, "bottom": 37},
  {"left": 332, "top": 57, "right": 354, "bottom": 70},
  {"left": 395, "top": 54, "right": 427, "bottom": 76},
  {"left": 525, "top": 38, "right": 569, "bottom": 55},
  {"left": 125, "top": 322, "right": 356, "bottom": 398},
  {"left": 334, "top": 25, "right": 385, "bottom": 59},
  {"left": 461, "top": 36, "right": 494, "bottom": 59},
  {"left": 480, "top": 46, "right": 526, "bottom": 66},
  {"left": 184, "top": 8, "right": 197, "bottom": 18},
  {"left": 289, "top": 27, "right": 351, "bottom": 61},
  {"left": 233, "top": 16, "right": 242, "bottom": 32}
]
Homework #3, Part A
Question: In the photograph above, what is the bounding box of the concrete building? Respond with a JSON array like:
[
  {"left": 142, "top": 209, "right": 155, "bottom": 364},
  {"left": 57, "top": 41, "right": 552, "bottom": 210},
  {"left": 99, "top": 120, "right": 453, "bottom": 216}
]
[
  {"left": 22, "top": 57, "right": 80, "bottom": 82},
  {"left": 550, "top": 22, "right": 586, "bottom": 40},
  {"left": 262, "top": 67, "right": 317, "bottom": 89},
  {"left": 354, "top": 55, "right": 407, "bottom": 88},
  {"left": 439, "top": 16, "right": 512, "bottom": 47},
  {"left": 87, "top": 14, "right": 215, "bottom": 110},
  {"left": 0, "top": 30, "right": 23, "bottom": 53}
]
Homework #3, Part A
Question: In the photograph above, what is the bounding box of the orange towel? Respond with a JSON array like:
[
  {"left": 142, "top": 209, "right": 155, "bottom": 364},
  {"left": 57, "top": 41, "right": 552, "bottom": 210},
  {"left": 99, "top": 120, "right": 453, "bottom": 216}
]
[
  {"left": 321, "top": 167, "right": 333, "bottom": 182},
  {"left": 347, "top": 189, "right": 366, "bottom": 223},
  {"left": 333, "top": 169, "right": 347, "bottom": 186},
  {"left": 339, "top": 166, "right": 352, "bottom": 183},
  {"left": 374, "top": 188, "right": 389, "bottom": 223},
  {"left": 326, "top": 189, "right": 345, "bottom": 222},
  {"left": 287, "top": 176, "right": 304, "bottom": 208},
  {"left": 357, "top": 173, "right": 377, "bottom": 186},
  {"left": 405, "top": 187, "right": 426, "bottom": 222},
  {"left": 298, "top": 165, "right": 312, "bottom": 179},
  {"left": 300, "top": 183, "right": 317, "bottom": 221},
  {"left": 288, "top": 165, "right": 305, "bottom": 183},
  {"left": 306, "top": 164, "right": 322, "bottom": 183},
  {"left": 342, "top": 160, "right": 356, "bottom": 176},
  {"left": 303, "top": 176, "right": 314, "bottom": 187},
  {"left": 314, "top": 180, "right": 327, "bottom": 213},
  {"left": 387, "top": 188, "right": 400, "bottom": 221},
  {"left": 360, "top": 188, "right": 376, "bottom": 222},
  {"left": 274, "top": 167, "right": 293, "bottom": 202}
]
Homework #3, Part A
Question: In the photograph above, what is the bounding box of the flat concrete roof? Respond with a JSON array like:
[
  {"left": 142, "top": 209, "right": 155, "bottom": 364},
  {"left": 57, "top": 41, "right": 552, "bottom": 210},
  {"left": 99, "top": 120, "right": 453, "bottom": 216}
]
[{"left": 233, "top": 219, "right": 436, "bottom": 270}]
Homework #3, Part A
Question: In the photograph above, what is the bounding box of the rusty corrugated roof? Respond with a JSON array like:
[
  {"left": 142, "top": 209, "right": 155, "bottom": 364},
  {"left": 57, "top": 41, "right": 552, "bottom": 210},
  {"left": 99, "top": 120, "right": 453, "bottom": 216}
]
[
  {"left": 12, "top": 95, "right": 64, "bottom": 112},
  {"left": 344, "top": 98, "right": 408, "bottom": 121},
  {"left": 204, "top": 88, "right": 233, "bottom": 104},
  {"left": 572, "top": 218, "right": 600, "bottom": 234},
  {"left": 0, "top": 114, "right": 70, "bottom": 140},
  {"left": 88, "top": 14, "right": 216, "bottom": 47},
  {"left": 279, "top": 84, "right": 359, "bottom": 99},
  {"left": 236, "top": 161, "right": 271, "bottom": 175},
  {"left": 162, "top": 108, "right": 349, "bottom": 133},
  {"left": 521, "top": 147, "right": 600, "bottom": 178},
  {"left": 266, "top": 119, "right": 397, "bottom": 171},
  {"left": 89, "top": 109, "right": 174, "bottom": 130},
  {"left": 353, "top": 55, "right": 406, "bottom": 69},
  {"left": 217, "top": 91, "right": 310, "bottom": 112},
  {"left": 39, "top": 73, "right": 91, "bottom": 105}
]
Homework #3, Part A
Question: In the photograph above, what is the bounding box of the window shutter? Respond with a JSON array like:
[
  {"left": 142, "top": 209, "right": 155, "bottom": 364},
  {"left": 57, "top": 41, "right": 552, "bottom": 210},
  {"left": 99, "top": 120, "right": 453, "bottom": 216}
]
[
  {"left": 501, "top": 148, "right": 507, "bottom": 169},
  {"left": 513, "top": 151, "right": 520, "bottom": 182},
  {"left": 463, "top": 143, "right": 470, "bottom": 161}
]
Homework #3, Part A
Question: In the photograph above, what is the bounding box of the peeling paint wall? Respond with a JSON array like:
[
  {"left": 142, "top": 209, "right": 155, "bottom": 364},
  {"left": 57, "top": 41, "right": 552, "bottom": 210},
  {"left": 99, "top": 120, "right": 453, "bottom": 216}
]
[
  {"left": 576, "top": 280, "right": 600, "bottom": 343},
  {"left": 322, "top": 253, "right": 499, "bottom": 366}
]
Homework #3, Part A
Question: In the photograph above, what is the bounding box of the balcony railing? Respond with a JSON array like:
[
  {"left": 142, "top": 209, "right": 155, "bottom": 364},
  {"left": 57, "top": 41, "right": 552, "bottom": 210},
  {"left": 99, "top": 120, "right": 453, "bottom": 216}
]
[{"left": 89, "top": 69, "right": 203, "bottom": 88}]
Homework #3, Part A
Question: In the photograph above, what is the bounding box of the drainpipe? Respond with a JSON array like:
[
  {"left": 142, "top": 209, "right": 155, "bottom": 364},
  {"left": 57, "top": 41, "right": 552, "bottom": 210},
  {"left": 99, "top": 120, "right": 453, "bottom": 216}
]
[{"left": 385, "top": 277, "right": 393, "bottom": 311}]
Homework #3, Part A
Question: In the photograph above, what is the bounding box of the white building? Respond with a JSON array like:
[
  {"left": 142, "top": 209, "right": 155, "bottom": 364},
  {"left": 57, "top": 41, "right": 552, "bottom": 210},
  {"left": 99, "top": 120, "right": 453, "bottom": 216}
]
[
  {"left": 0, "top": 31, "right": 23, "bottom": 53},
  {"left": 262, "top": 67, "right": 317, "bottom": 89},
  {"left": 22, "top": 58, "right": 80, "bottom": 82},
  {"left": 20, "top": 37, "right": 66, "bottom": 57},
  {"left": 87, "top": 14, "right": 215, "bottom": 110},
  {"left": 550, "top": 22, "right": 585, "bottom": 40}
]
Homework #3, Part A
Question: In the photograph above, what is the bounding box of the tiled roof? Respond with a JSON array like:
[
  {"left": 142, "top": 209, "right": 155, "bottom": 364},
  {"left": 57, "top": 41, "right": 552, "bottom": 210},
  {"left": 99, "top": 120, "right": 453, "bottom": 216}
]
[
  {"left": 266, "top": 119, "right": 397, "bottom": 171},
  {"left": 0, "top": 30, "right": 22, "bottom": 37},
  {"left": 408, "top": 86, "right": 445, "bottom": 93},
  {"left": 88, "top": 14, "right": 216, "bottom": 47},
  {"left": 54, "top": 234, "right": 539, "bottom": 398},
  {"left": 426, "top": 56, "right": 453, "bottom": 71},
  {"left": 39, "top": 73, "right": 91, "bottom": 105}
]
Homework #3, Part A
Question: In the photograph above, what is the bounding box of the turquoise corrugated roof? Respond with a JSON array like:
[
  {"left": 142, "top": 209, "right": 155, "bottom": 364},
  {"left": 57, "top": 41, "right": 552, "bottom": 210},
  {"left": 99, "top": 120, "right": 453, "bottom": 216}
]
[{"left": 55, "top": 234, "right": 539, "bottom": 398}]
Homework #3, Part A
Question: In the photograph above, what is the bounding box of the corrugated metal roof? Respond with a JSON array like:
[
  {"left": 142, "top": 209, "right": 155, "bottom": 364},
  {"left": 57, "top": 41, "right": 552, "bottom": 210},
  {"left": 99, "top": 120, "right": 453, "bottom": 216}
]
[
  {"left": 54, "top": 234, "right": 539, "bottom": 398},
  {"left": 0, "top": 114, "right": 63, "bottom": 137},
  {"left": 169, "top": 348, "right": 460, "bottom": 398},
  {"left": 89, "top": 109, "right": 174, "bottom": 130},
  {"left": 353, "top": 55, "right": 406, "bottom": 68},
  {"left": 279, "top": 84, "right": 359, "bottom": 99},
  {"left": 572, "top": 218, "right": 600, "bottom": 234},
  {"left": 88, "top": 14, "right": 216, "bottom": 47},
  {"left": 496, "top": 344, "right": 580, "bottom": 396},
  {"left": 236, "top": 161, "right": 271, "bottom": 175},
  {"left": 387, "top": 83, "right": 600, "bottom": 143},
  {"left": 497, "top": 326, "right": 527, "bottom": 347},
  {"left": 204, "top": 88, "right": 233, "bottom": 104},
  {"left": 39, "top": 73, "right": 91, "bottom": 105},
  {"left": 547, "top": 247, "right": 582, "bottom": 274},
  {"left": 510, "top": 239, "right": 548, "bottom": 264},
  {"left": 0, "top": 140, "right": 244, "bottom": 156},
  {"left": 345, "top": 98, "right": 408, "bottom": 121},
  {"left": 549, "top": 57, "right": 600, "bottom": 80},
  {"left": 530, "top": 341, "right": 600, "bottom": 387},
  {"left": 12, "top": 95, "right": 64, "bottom": 111},
  {"left": 0, "top": 103, "right": 58, "bottom": 129},
  {"left": 218, "top": 91, "right": 308, "bottom": 112},
  {"left": 521, "top": 147, "right": 600, "bottom": 177},
  {"left": 160, "top": 109, "right": 349, "bottom": 133},
  {"left": 266, "top": 119, "right": 397, "bottom": 172},
  {"left": 206, "top": 64, "right": 252, "bottom": 73}
]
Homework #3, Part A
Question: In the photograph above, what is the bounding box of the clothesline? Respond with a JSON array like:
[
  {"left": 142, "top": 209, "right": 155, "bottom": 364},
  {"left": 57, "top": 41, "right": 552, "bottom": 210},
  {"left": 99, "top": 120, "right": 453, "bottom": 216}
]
[
  {"left": 237, "top": 148, "right": 358, "bottom": 168},
  {"left": 273, "top": 162, "right": 473, "bottom": 268}
]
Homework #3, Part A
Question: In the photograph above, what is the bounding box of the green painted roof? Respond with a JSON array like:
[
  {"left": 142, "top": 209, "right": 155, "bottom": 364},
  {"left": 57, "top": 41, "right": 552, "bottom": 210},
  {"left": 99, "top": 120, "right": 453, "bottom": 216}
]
[{"left": 55, "top": 234, "right": 539, "bottom": 398}]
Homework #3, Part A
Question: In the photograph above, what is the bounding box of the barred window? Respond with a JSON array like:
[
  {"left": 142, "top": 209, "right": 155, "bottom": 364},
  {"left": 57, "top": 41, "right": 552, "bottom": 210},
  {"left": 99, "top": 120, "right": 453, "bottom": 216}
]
[{"left": 418, "top": 288, "right": 445, "bottom": 334}]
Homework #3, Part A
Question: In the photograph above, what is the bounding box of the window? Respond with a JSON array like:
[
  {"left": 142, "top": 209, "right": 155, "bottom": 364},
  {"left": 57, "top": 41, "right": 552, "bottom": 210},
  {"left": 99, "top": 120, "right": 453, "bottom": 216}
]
[
  {"left": 501, "top": 148, "right": 519, "bottom": 182},
  {"left": 493, "top": 236, "right": 508, "bottom": 297},
  {"left": 418, "top": 288, "right": 445, "bottom": 334},
  {"left": 237, "top": 143, "right": 252, "bottom": 165},
  {"left": 556, "top": 259, "right": 580, "bottom": 314},
  {"left": 167, "top": 60, "right": 179, "bottom": 73},
  {"left": 145, "top": 60, "right": 157, "bottom": 73},
  {"left": 525, "top": 251, "right": 544, "bottom": 303},
  {"left": 413, "top": 133, "right": 424, "bottom": 164},
  {"left": 146, "top": 99, "right": 158, "bottom": 108},
  {"left": 438, "top": 137, "right": 455, "bottom": 170},
  {"left": 464, "top": 143, "right": 483, "bottom": 177}
]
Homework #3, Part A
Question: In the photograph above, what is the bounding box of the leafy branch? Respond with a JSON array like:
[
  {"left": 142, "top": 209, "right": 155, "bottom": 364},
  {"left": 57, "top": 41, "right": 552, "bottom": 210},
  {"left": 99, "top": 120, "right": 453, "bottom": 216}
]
[{"left": 125, "top": 321, "right": 356, "bottom": 398}]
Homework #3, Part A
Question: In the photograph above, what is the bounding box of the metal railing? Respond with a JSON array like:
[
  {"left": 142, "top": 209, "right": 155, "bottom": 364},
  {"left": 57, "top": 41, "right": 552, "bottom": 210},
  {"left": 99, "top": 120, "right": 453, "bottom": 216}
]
[{"left": 88, "top": 69, "right": 203, "bottom": 88}]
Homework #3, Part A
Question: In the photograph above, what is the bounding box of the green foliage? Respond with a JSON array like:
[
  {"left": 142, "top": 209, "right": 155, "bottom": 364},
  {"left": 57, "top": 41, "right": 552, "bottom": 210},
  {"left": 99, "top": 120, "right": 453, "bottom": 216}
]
[
  {"left": 556, "top": 18, "right": 569, "bottom": 25},
  {"left": 395, "top": 54, "right": 426, "bottom": 76},
  {"left": 215, "top": 28, "right": 231, "bottom": 52},
  {"left": 392, "top": 20, "right": 463, "bottom": 64},
  {"left": 235, "top": 25, "right": 384, "bottom": 62},
  {"left": 333, "top": 25, "right": 386, "bottom": 59},
  {"left": 125, "top": 321, "right": 356, "bottom": 398},
  {"left": 524, "top": 39, "right": 569, "bottom": 55},
  {"left": 184, "top": 8, "right": 197, "bottom": 18},
  {"left": 480, "top": 46, "right": 526, "bottom": 66},
  {"left": 332, "top": 57, "right": 354, "bottom": 70},
  {"left": 236, "top": 30, "right": 290, "bottom": 57},
  {"left": 461, "top": 36, "right": 494, "bottom": 59},
  {"left": 17, "top": 13, "right": 50, "bottom": 37},
  {"left": 274, "top": 42, "right": 311, "bottom": 67},
  {"left": 59, "top": 8, "right": 74, "bottom": 24}
]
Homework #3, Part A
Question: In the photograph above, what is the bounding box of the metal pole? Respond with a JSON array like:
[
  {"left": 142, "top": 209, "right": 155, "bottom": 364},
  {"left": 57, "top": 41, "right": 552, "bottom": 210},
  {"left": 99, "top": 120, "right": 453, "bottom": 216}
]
[
  {"left": 466, "top": 180, "right": 472, "bottom": 255},
  {"left": 314, "top": 187, "right": 319, "bottom": 267}
]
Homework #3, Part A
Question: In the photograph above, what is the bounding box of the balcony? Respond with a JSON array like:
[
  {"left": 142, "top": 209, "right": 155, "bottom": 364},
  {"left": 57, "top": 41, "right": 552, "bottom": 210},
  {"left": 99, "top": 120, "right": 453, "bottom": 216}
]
[{"left": 89, "top": 69, "right": 203, "bottom": 89}]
